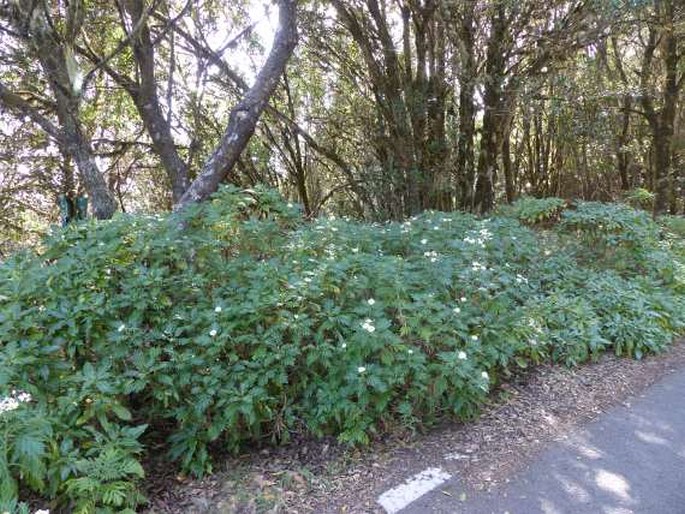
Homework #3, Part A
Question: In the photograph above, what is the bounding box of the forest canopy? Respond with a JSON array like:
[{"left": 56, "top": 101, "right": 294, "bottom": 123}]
[{"left": 0, "top": 0, "right": 683, "bottom": 253}]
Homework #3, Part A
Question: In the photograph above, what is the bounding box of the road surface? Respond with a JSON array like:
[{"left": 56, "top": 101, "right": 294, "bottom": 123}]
[{"left": 380, "top": 367, "right": 685, "bottom": 514}]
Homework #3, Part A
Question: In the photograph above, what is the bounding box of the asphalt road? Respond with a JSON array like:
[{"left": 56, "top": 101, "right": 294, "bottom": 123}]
[{"left": 402, "top": 367, "right": 685, "bottom": 514}]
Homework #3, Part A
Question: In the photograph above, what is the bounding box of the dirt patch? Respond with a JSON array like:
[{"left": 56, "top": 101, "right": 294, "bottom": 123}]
[{"left": 143, "top": 340, "right": 685, "bottom": 513}]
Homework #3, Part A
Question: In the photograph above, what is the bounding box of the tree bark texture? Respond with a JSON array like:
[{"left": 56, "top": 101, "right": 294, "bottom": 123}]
[
  {"left": 474, "top": 2, "right": 507, "bottom": 214},
  {"left": 455, "top": 0, "right": 477, "bottom": 211},
  {"left": 121, "top": 0, "right": 190, "bottom": 203}
]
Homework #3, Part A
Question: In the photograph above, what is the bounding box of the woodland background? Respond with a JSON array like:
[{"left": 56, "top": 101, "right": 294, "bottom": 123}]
[{"left": 0, "top": 0, "right": 683, "bottom": 248}]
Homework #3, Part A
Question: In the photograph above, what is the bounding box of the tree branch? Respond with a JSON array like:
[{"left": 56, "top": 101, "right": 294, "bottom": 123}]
[
  {"left": 175, "top": 0, "right": 299, "bottom": 208},
  {"left": 79, "top": 0, "right": 163, "bottom": 92},
  {"left": 163, "top": 5, "right": 357, "bottom": 187},
  {"left": 0, "top": 81, "right": 62, "bottom": 142}
]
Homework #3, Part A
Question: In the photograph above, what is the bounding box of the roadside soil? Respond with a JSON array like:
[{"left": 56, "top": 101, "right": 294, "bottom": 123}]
[{"left": 143, "top": 340, "right": 685, "bottom": 513}]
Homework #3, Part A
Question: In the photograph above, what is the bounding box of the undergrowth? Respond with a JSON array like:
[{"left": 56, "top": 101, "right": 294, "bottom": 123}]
[{"left": 1, "top": 189, "right": 684, "bottom": 512}]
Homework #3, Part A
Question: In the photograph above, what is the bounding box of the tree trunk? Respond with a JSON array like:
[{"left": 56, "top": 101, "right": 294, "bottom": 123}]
[
  {"left": 40, "top": 45, "right": 117, "bottom": 219},
  {"left": 474, "top": 111, "right": 498, "bottom": 213},
  {"left": 276, "top": 71, "right": 312, "bottom": 216},
  {"left": 456, "top": 0, "right": 477, "bottom": 211},
  {"left": 502, "top": 129, "right": 515, "bottom": 203},
  {"left": 639, "top": 0, "right": 681, "bottom": 215},
  {"left": 123, "top": 0, "right": 190, "bottom": 203},
  {"left": 175, "top": 0, "right": 298, "bottom": 209},
  {"left": 423, "top": 11, "right": 449, "bottom": 210},
  {"left": 617, "top": 95, "right": 632, "bottom": 190},
  {"left": 653, "top": 127, "right": 672, "bottom": 214},
  {"left": 474, "top": 2, "right": 506, "bottom": 214},
  {"left": 653, "top": 0, "right": 678, "bottom": 215}
]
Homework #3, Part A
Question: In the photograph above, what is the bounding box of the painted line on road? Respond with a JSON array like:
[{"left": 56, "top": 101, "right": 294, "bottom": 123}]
[{"left": 377, "top": 467, "right": 452, "bottom": 513}]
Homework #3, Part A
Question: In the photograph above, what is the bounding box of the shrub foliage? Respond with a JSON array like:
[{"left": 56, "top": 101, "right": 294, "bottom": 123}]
[
  {"left": 497, "top": 196, "right": 566, "bottom": 225},
  {"left": 1, "top": 187, "right": 684, "bottom": 511}
]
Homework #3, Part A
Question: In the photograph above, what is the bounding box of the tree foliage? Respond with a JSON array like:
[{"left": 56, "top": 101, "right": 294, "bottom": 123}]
[{"left": 0, "top": 0, "right": 682, "bottom": 236}]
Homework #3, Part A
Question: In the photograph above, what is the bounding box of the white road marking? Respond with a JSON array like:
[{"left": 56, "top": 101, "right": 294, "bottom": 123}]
[
  {"left": 377, "top": 467, "right": 452, "bottom": 513},
  {"left": 444, "top": 452, "right": 469, "bottom": 461}
]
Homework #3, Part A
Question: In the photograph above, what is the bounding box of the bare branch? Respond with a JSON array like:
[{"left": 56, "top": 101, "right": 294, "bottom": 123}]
[{"left": 0, "top": 81, "right": 62, "bottom": 142}]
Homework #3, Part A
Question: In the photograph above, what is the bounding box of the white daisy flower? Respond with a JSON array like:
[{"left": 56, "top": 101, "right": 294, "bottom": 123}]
[{"left": 361, "top": 319, "right": 376, "bottom": 333}]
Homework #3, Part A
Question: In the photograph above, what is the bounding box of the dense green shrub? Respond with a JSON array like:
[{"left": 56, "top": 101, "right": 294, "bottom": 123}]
[
  {"left": 624, "top": 187, "right": 655, "bottom": 210},
  {"left": 659, "top": 216, "right": 685, "bottom": 290},
  {"left": 660, "top": 215, "right": 685, "bottom": 238},
  {"left": 498, "top": 196, "right": 567, "bottom": 225},
  {"left": 1, "top": 187, "right": 684, "bottom": 511},
  {"left": 560, "top": 201, "right": 657, "bottom": 244},
  {"left": 559, "top": 201, "right": 675, "bottom": 279}
]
